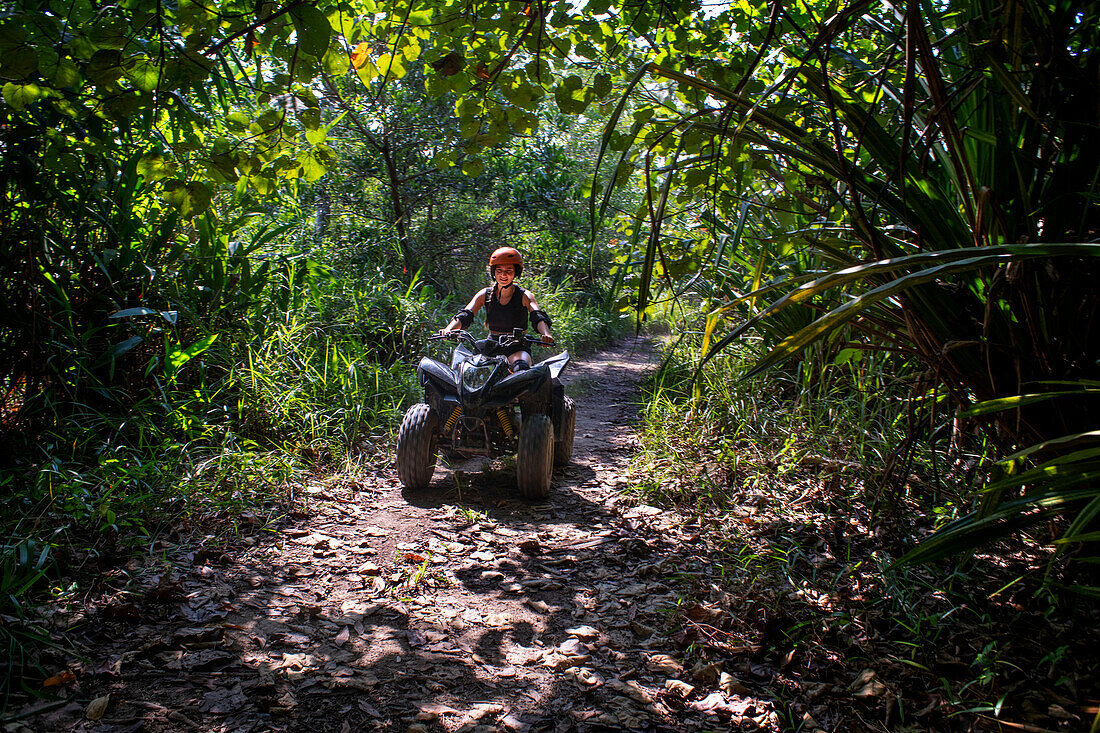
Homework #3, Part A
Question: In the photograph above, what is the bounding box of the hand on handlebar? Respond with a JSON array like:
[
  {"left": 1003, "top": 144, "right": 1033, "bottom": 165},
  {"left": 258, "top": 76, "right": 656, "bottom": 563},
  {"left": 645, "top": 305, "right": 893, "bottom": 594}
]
[{"left": 539, "top": 335, "right": 555, "bottom": 346}]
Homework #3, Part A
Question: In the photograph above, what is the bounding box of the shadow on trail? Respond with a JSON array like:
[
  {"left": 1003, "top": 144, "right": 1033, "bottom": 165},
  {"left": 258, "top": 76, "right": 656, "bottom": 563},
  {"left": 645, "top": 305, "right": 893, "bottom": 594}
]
[{"left": 12, "top": 337, "right": 701, "bottom": 732}]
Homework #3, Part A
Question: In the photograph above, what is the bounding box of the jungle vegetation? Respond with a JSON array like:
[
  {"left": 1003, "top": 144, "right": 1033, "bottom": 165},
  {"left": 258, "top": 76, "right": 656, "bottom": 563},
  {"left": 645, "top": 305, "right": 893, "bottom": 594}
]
[{"left": 1, "top": 0, "right": 1097, "bottom": 726}]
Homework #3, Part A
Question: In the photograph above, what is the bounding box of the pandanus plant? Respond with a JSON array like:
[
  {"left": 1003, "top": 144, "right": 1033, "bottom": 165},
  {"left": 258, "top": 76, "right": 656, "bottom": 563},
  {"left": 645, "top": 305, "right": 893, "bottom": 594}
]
[{"left": 601, "top": 0, "right": 1100, "bottom": 574}]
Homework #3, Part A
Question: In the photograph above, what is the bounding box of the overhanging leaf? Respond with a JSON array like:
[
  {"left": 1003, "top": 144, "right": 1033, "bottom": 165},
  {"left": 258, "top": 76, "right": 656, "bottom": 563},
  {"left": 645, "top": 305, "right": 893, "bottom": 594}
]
[{"left": 290, "top": 5, "right": 331, "bottom": 58}]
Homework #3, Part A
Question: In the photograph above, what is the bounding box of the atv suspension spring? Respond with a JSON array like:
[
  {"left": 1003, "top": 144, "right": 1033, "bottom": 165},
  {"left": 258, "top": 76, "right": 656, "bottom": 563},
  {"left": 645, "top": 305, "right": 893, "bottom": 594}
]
[
  {"left": 444, "top": 406, "right": 462, "bottom": 431},
  {"left": 497, "top": 408, "right": 514, "bottom": 438}
]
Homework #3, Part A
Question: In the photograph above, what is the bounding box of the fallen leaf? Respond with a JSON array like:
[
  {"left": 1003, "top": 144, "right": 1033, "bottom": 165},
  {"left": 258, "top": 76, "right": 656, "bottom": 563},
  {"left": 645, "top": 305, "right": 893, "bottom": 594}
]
[
  {"left": 647, "top": 653, "right": 683, "bottom": 676},
  {"left": 279, "top": 652, "right": 314, "bottom": 670},
  {"left": 719, "top": 671, "right": 751, "bottom": 696},
  {"left": 557, "top": 638, "right": 589, "bottom": 656},
  {"left": 684, "top": 603, "right": 728, "bottom": 625},
  {"left": 86, "top": 695, "right": 109, "bottom": 721},
  {"left": 103, "top": 603, "right": 142, "bottom": 621},
  {"left": 202, "top": 684, "right": 248, "bottom": 714},
  {"left": 43, "top": 671, "right": 76, "bottom": 688},
  {"left": 692, "top": 661, "right": 722, "bottom": 684},
  {"left": 547, "top": 653, "right": 591, "bottom": 671},
  {"left": 849, "top": 668, "right": 887, "bottom": 698},
  {"left": 467, "top": 702, "right": 504, "bottom": 720},
  {"left": 624, "top": 505, "right": 662, "bottom": 517},
  {"left": 664, "top": 679, "right": 695, "bottom": 698},
  {"left": 566, "top": 625, "right": 599, "bottom": 640},
  {"left": 608, "top": 679, "right": 654, "bottom": 704},
  {"left": 569, "top": 667, "right": 604, "bottom": 686},
  {"left": 689, "top": 691, "right": 754, "bottom": 718}
]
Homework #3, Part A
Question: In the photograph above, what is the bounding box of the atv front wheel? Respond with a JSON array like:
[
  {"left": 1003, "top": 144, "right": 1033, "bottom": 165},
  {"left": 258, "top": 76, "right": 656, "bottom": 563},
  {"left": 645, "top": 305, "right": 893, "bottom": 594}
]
[
  {"left": 517, "top": 414, "right": 553, "bottom": 500},
  {"left": 396, "top": 403, "right": 438, "bottom": 490},
  {"left": 554, "top": 396, "right": 575, "bottom": 467}
]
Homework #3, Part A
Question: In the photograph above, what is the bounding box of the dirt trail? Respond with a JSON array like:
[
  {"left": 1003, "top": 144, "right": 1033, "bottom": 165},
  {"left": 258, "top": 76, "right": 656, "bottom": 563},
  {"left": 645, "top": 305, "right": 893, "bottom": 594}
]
[{"left": 15, "top": 336, "right": 779, "bottom": 732}]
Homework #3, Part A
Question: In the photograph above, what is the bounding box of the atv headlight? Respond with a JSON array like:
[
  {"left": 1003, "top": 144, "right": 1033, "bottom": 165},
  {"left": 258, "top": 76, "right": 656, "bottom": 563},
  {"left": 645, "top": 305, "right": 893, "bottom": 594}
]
[{"left": 461, "top": 363, "right": 493, "bottom": 391}]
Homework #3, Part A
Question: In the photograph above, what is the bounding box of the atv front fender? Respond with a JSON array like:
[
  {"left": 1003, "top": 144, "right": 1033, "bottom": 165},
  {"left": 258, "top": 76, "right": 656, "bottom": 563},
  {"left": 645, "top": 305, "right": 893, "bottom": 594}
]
[{"left": 418, "top": 357, "right": 458, "bottom": 393}]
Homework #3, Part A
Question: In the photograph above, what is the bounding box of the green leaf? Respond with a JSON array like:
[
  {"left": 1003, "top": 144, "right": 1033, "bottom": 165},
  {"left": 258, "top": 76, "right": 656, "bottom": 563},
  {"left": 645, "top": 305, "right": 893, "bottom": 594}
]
[
  {"left": 123, "top": 53, "right": 161, "bottom": 91},
  {"left": 291, "top": 4, "right": 332, "bottom": 58},
  {"left": 376, "top": 52, "right": 406, "bottom": 78},
  {"left": 108, "top": 336, "right": 143, "bottom": 359},
  {"left": 2, "top": 44, "right": 39, "bottom": 78},
  {"left": 41, "top": 53, "right": 81, "bottom": 88},
  {"left": 593, "top": 72, "right": 612, "bottom": 99},
  {"left": 138, "top": 153, "right": 175, "bottom": 181},
  {"left": 2, "top": 82, "right": 42, "bottom": 110},
  {"left": 297, "top": 107, "right": 321, "bottom": 129},
  {"left": 322, "top": 44, "right": 349, "bottom": 75},
  {"left": 166, "top": 334, "right": 218, "bottom": 378},
  {"left": 462, "top": 158, "right": 484, "bottom": 176},
  {"left": 892, "top": 489, "right": 1099, "bottom": 567},
  {"left": 961, "top": 390, "right": 1100, "bottom": 418},
  {"left": 700, "top": 244, "right": 1100, "bottom": 378},
  {"left": 87, "top": 49, "right": 123, "bottom": 85},
  {"left": 162, "top": 179, "right": 212, "bottom": 218},
  {"left": 298, "top": 150, "right": 327, "bottom": 181}
]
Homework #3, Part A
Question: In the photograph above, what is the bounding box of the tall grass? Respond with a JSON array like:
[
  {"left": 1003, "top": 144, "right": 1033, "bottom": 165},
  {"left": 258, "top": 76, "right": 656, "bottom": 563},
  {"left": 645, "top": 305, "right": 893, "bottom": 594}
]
[
  {"left": 521, "top": 273, "right": 630, "bottom": 355},
  {"left": 632, "top": 309, "right": 953, "bottom": 516}
]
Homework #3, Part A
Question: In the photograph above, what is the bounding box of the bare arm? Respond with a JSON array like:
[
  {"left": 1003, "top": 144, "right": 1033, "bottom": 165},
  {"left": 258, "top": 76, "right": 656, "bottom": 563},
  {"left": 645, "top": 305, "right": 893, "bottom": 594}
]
[
  {"left": 441, "top": 289, "right": 487, "bottom": 334},
  {"left": 523, "top": 292, "right": 553, "bottom": 340}
]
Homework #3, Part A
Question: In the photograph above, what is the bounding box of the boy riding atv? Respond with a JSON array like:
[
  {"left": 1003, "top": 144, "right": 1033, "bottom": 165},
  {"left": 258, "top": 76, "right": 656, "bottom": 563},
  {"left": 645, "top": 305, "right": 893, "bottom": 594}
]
[{"left": 395, "top": 248, "right": 575, "bottom": 499}]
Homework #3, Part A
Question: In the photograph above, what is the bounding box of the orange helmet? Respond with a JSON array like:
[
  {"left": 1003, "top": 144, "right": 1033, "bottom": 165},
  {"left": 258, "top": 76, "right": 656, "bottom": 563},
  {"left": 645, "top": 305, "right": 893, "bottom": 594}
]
[{"left": 489, "top": 246, "right": 523, "bottom": 277}]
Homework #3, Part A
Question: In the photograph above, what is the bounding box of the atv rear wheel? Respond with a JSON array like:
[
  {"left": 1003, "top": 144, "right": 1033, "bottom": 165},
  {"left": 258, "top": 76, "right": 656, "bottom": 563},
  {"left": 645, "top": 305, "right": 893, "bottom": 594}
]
[
  {"left": 396, "top": 403, "right": 438, "bottom": 490},
  {"left": 554, "top": 396, "right": 575, "bottom": 466},
  {"left": 517, "top": 414, "right": 553, "bottom": 500}
]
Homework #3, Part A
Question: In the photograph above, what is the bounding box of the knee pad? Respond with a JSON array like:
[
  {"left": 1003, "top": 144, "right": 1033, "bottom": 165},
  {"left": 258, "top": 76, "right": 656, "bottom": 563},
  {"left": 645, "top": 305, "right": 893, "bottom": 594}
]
[{"left": 511, "top": 359, "right": 530, "bottom": 371}]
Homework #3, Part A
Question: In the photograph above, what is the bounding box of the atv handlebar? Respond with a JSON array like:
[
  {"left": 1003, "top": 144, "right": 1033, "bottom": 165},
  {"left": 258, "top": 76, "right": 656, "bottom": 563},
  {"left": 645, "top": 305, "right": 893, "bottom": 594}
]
[{"left": 429, "top": 329, "right": 553, "bottom": 351}]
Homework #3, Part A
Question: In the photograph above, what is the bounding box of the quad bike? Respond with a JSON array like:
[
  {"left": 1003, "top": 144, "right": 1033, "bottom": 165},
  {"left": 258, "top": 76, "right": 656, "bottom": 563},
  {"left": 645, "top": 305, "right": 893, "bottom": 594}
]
[{"left": 396, "top": 328, "right": 575, "bottom": 499}]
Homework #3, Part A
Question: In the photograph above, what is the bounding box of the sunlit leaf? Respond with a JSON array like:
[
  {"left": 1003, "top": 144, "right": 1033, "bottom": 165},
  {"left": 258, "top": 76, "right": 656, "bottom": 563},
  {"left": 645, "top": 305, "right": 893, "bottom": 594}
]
[
  {"left": 2, "top": 81, "right": 41, "bottom": 110},
  {"left": 137, "top": 153, "right": 176, "bottom": 181},
  {"left": 162, "top": 179, "right": 212, "bottom": 218},
  {"left": 166, "top": 334, "right": 218, "bottom": 378}
]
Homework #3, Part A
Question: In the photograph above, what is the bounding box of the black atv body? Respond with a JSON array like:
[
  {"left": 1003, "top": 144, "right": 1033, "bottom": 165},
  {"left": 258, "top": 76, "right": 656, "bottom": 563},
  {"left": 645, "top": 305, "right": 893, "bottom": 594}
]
[{"left": 396, "top": 329, "right": 575, "bottom": 499}]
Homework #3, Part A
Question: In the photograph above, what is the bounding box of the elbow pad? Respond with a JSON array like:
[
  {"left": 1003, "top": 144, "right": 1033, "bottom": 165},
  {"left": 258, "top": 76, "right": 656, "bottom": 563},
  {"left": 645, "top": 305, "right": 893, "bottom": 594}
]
[
  {"left": 529, "top": 309, "right": 552, "bottom": 329},
  {"left": 454, "top": 309, "right": 474, "bottom": 329}
]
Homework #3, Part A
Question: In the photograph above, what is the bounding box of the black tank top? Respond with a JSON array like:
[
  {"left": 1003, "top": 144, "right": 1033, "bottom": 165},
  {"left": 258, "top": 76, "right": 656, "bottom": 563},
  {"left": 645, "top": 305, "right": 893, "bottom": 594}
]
[{"left": 484, "top": 285, "right": 527, "bottom": 332}]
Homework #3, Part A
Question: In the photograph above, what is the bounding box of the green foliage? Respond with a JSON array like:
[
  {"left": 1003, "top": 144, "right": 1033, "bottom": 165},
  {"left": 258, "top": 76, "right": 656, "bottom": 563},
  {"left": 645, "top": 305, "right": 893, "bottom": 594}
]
[
  {"left": 542, "top": 0, "right": 1100, "bottom": 569},
  {"left": 521, "top": 275, "right": 628, "bottom": 355},
  {"left": 633, "top": 327, "right": 928, "bottom": 513}
]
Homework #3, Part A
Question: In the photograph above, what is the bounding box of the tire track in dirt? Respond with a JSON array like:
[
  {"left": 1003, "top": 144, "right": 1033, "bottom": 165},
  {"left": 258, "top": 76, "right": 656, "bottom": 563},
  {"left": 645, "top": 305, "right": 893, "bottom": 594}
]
[{"left": 19, "top": 336, "right": 781, "bottom": 732}]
